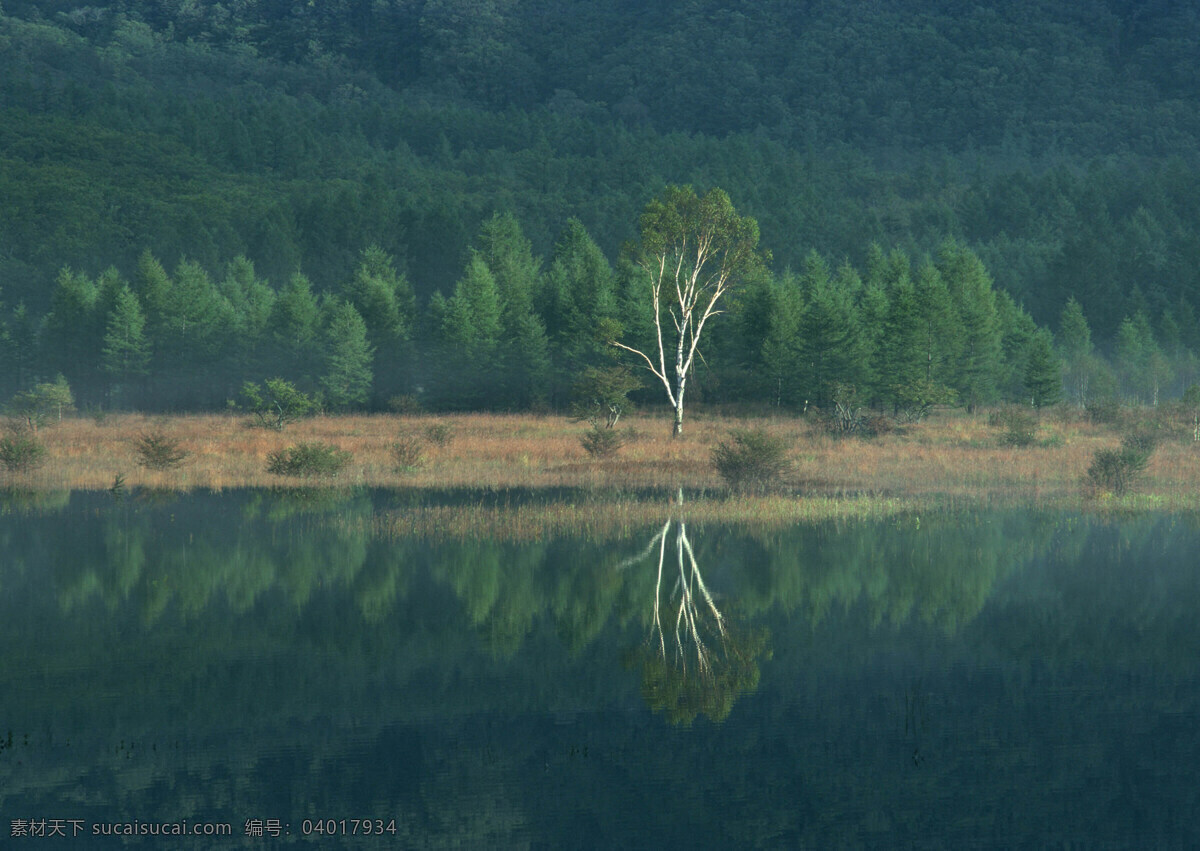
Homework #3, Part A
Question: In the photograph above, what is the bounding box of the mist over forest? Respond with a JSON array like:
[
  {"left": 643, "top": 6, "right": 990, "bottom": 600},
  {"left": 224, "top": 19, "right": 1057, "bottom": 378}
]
[{"left": 2, "top": 0, "right": 1199, "bottom": 412}]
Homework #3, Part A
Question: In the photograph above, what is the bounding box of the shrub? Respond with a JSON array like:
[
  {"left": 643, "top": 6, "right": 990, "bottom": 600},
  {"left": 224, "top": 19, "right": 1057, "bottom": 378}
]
[
  {"left": 712, "top": 428, "right": 792, "bottom": 493},
  {"left": 581, "top": 423, "right": 625, "bottom": 458},
  {"left": 387, "top": 394, "right": 424, "bottom": 415},
  {"left": 266, "top": 442, "right": 352, "bottom": 478},
  {"left": 239, "top": 378, "right": 316, "bottom": 431},
  {"left": 1086, "top": 398, "right": 1122, "bottom": 426},
  {"left": 0, "top": 433, "right": 47, "bottom": 473},
  {"left": 134, "top": 431, "right": 190, "bottom": 470},
  {"left": 1086, "top": 430, "right": 1158, "bottom": 496},
  {"left": 991, "top": 406, "right": 1038, "bottom": 447},
  {"left": 571, "top": 364, "right": 642, "bottom": 429},
  {"left": 5, "top": 376, "right": 74, "bottom": 433},
  {"left": 391, "top": 434, "right": 426, "bottom": 471},
  {"left": 861, "top": 415, "right": 893, "bottom": 438},
  {"left": 825, "top": 384, "right": 866, "bottom": 437},
  {"left": 424, "top": 423, "right": 455, "bottom": 447}
]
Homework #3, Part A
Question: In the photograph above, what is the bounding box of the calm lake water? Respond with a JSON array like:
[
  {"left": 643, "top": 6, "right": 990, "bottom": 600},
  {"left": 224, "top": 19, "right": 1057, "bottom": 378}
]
[{"left": 2, "top": 490, "right": 1199, "bottom": 848}]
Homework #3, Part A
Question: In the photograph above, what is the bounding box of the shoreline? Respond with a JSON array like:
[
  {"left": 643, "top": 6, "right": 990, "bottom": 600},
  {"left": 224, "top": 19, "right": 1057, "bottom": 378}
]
[{"left": 4, "top": 409, "right": 1199, "bottom": 533}]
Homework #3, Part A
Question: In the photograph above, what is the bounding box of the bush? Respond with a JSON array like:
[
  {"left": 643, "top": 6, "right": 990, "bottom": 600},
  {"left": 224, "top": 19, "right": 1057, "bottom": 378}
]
[
  {"left": 267, "top": 442, "right": 352, "bottom": 478},
  {"left": 391, "top": 434, "right": 425, "bottom": 471},
  {"left": 387, "top": 394, "right": 424, "bottom": 415},
  {"left": 1086, "top": 430, "right": 1158, "bottom": 496},
  {"left": 6, "top": 376, "right": 74, "bottom": 432},
  {"left": 134, "top": 431, "right": 190, "bottom": 470},
  {"left": 991, "top": 406, "right": 1038, "bottom": 447},
  {"left": 712, "top": 428, "right": 792, "bottom": 493},
  {"left": 239, "top": 378, "right": 316, "bottom": 431},
  {"left": 0, "top": 433, "right": 47, "bottom": 473},
  {"left": 424, "top": 423, "right": 455, "bottom": 447},
  {"left": 825, "top": 384, "right": 866, "bottom": 437},
  {"left": 1086, "top": 398, "right": 1122, "bottom": 426},
  {"left": 581, "top": 423, "right": 625, "bottom": 458}
]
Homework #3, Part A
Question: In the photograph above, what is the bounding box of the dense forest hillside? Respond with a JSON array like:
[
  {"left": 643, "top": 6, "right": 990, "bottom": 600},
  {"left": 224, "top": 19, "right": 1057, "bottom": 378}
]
[{"left": 1, "top": 0, "right": 1199, "bottom": 411}]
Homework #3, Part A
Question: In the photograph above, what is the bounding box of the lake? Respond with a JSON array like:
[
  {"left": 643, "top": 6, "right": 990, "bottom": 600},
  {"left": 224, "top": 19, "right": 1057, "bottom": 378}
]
[{"left": 2, "top": 490, "right": 1199, "bottom": 847}]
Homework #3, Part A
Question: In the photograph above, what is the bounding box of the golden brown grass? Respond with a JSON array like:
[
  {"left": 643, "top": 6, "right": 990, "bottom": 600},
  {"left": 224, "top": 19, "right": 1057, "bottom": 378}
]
[{"left": 8, "top": 408, "right": 1200, "bottom": 519}]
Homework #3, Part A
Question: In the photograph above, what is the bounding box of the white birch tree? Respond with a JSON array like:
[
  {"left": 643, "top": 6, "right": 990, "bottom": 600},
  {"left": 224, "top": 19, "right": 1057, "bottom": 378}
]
[{"left": 614, "top": 186, "right": 766, "bottom": 435}]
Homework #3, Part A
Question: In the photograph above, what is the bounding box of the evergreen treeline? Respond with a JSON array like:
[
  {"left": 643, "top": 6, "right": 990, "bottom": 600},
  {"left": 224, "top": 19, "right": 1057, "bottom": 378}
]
[
  {"left": 2, "top": 1, "right": 1200, "bottom": 410},
  {"left": 3, "top": 209, "right": 1182, "bottom": 414}
]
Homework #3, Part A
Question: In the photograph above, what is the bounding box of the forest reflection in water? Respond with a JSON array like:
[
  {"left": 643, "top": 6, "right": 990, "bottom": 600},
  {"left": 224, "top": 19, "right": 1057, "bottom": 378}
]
[{"left": 2, "top": 488, "right": 1199, "bottom": 847}]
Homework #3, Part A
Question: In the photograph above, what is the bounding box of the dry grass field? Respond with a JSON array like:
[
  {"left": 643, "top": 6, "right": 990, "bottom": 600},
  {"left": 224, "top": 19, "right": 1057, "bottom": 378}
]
[{"left": 6, "top": 408, "right": 1200, "bottom": 519}]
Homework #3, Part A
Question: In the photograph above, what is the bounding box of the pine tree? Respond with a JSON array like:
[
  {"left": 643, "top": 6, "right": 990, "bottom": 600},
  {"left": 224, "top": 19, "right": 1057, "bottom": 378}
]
[
  {"left": 875, "top": 265, "right": 930, "bottom": 418},
  {"left": 475, "top": 212, "right": 550, "bottom": 406},
  {"left": 102, "top": 284, "right": 150, "bottom": 406},
  {"left": 937, "top": 240, "right": 1001, "bottom": 411},
  {"left": 540, "top": 219, "right": 618, "bottom": 403},
  {"left": 269, "top": 272, "right": 322, "bottom": 382},
  {"left": 344, "top": 245, "right": 416, "bottom": 401},
  {"left": 752, "top": 273, "right": 804, "bottom": 408},
  {"left": 43, "top": 268, "right": 100, "bottom": 394},
  {"left": 1058, "top": 296, "right": 1095, "bottom": 407},
  {"left": 1116, "top": 312, "right": 1171, "bottom": 406},
  {"left": 6, "top": 302, "right": 39, "bottom": 394},
  {"left": 797, "top": 251, "right": 866, "bottom": 407},
  {"left": 1023, "top": 329, "right": 1062, "bottom": 409},
  {"left": 320, "top": 301, "right": 374, "bottom": 410},
  {"left": 437, "top": 253, "right": 504, "bottom": 407}
]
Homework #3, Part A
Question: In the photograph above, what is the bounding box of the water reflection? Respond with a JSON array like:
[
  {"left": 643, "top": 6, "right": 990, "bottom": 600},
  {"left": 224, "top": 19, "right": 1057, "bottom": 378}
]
[
  {"left": 620, "top": 514, "right": 769, "bottom": 725},
  {"left": 3, "top": 492, "right": 1200, "bottom": 846}
]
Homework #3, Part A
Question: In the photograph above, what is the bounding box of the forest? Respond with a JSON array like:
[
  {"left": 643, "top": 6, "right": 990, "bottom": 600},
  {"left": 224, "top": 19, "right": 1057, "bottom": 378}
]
[{"left": 1, "top": 0, "right": 1199, "bottom": 413}]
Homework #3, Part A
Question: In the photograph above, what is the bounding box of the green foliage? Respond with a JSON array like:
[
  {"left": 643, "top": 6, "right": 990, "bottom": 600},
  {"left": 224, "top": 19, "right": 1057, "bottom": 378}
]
[
  {"left": 1058, "top": 297, "right": 1095, "bottom": 407},
  {"left": 633, "top": 625, "right": 769, "bottom": 726},
  {"left": 991, "top": 406, "right": 1039, "bottom": 448},
  {"left": 1024, "top": 329, "right": 1063, "bottom": 409},
  {"left": 570, "top": 364, "right": 641, "bottom": 429},
  {"left": 320, "top": 300, "right": 374, "bottom": 410},
  {"left": 134, "top": 431, "right": 190, "bottom": 471},
  {"left": 712, "top": 429, "right": 792, "bottom": 493},
  {"left": 0, "top": 432, "right": 47, "bottom": 473},
  {"left": 1087, "top": 431, "right": 1159, "bottom": 497},
  {"left": 5, "top": 1, "right": 1200, "bottom": 417},
  {"left": 622, "top": 185, "right": 766, "bottom": 435},
  {"left": 424, "top": 423, "right": 455, "bottom": 447},
  {"left": 580, "top": 423, "right": 625, "bottom": 459},
  {"left": 390, "top": 434, "right": 425, "bottom": 472},
  {"left": 1086, "top": 398, "right": 1123, "bottom": 426},
  {"left": 6, "top": 376, "right": 74, "bottom": 432},
  {"left": 387, "top": 395, "right": 424, "bottom": 415},
  {"left": 266, "top": 442, "right": 352, "bottom": 479},
  {"left": 102, "top": 283, "right": 150, "bottom": 398},
  {"left": 239, "top": 378, "right": 316, "bottom": 431}
]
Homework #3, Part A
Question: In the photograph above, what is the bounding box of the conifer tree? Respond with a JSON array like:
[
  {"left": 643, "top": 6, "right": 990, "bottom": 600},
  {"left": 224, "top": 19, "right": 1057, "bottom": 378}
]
[
  {"left": 937, "top": 240, "right": 1002, "bottom": 411},
  {"left": 540, "top": 219, "right": 618, "bottom": 403},
  {"left": 1116, "top": 312, "right": 1171, "bottom": 406},
  {"left": 269, "top": 272, "right": 322, "bottom": 381},
  {"left": 1058, "top": 296, "right": 1096, "bottom": 408},
  {"left": 102, "top": 283, "right": 150, "bottom": 405},
  {"left": 6, "top": 302, "right": 39, "bottom": 394},
  {"left": 874, "top": 260, "right": 930, "bottom": 418},
  {"left": 344, "top": 245, "right": 415, "bottom": 401},
  {"left": 797, "top": 251, "right": 866, "bottom": 407},
  {"left": 475, "top": 213, "right": 550, "bottom": 406},
  {"left": 435, "top": 253, "right": 504, "bottom": 407},
  {"left": 43, "top": 268, "right": 100, "bottom": 393},
  {"left": 1023, "top": 329, "right": 1062, "bottom": 409},
  {"left": 321, "top": 301, "right": 374, "bottom": 410}
]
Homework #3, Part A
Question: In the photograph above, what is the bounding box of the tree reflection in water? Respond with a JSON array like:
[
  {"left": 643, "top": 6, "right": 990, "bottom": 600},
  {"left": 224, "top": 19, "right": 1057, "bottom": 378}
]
[{"left": 620, "top": 496, "right": 770, "bottom": 726}]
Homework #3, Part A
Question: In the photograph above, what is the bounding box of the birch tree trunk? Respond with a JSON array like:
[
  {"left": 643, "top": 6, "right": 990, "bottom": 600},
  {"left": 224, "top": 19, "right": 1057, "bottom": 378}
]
[{"left": 612, "top": 185, "right": 765, "bottom": 437}]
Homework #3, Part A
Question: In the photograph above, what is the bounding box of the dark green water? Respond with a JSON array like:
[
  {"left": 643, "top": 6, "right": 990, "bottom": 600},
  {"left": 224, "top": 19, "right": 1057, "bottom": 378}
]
[{"left": 2, "top": 490, "right": 1199, "bottom": 848}]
